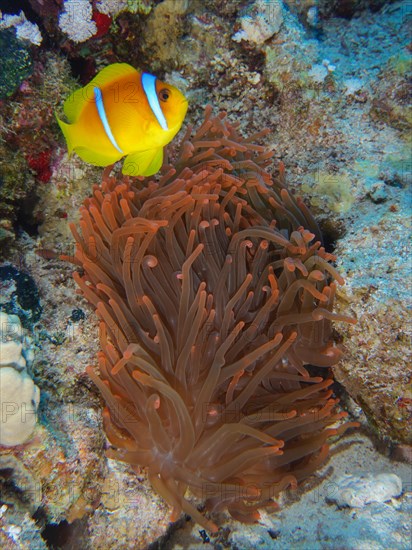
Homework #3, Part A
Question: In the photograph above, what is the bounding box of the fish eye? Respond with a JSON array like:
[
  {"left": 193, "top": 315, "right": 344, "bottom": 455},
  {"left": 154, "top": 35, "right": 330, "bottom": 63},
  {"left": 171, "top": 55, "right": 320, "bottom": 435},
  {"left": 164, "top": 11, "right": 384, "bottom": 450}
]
[{"left": 159, "top": 88, "right": 170, "bottom": 102}]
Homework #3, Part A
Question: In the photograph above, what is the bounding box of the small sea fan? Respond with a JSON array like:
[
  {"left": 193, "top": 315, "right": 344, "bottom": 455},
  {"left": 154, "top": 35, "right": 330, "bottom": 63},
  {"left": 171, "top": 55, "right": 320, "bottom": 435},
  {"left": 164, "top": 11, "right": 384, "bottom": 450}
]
[{"left": 70, "top": 107, "right": 356, "bottom": 531}]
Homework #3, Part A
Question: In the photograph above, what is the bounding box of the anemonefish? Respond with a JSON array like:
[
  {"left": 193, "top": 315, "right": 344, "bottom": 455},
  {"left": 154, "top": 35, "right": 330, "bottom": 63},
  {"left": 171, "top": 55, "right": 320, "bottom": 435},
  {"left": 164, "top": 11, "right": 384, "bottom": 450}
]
[{"left": 56, "top": 63, "right": 188, "bottom": 176}]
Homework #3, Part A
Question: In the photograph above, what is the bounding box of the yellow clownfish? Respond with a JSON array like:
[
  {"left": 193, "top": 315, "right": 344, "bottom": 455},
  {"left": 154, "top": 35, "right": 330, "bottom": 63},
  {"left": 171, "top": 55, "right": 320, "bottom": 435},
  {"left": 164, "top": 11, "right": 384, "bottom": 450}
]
[{"left": 56, "top": 63, "right": 188, "bottom": 176}]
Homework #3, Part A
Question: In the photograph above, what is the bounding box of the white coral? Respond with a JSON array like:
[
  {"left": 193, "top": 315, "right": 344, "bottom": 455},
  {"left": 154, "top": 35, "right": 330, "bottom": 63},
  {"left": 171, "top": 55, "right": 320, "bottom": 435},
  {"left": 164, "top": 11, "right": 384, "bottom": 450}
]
[
  {"left": 0, "top": 342, "right": 25, "bottom": 370},
  {"left": 59, "top": 0, "right": 97, "bottom": 43},
  {"left": 0, "top": 367, "right": 40, "bottom": 446},
  {"left": 233, "top": 0, "right": 284, "bottom": 45},
  {"left": 0, "top": 312, "right": 23, "bottom": 342},
  {"left": 0, "top": 10, "right": 43, "bottom": 46},
  {"left": 0, "top": 312, "right": 26, "bottom": 370},
  {"left": 96, "top": 0, "right": 129, "bottom": 16},
  {"left": 0, "top": 312, "right": 39, "bottom": 446}
]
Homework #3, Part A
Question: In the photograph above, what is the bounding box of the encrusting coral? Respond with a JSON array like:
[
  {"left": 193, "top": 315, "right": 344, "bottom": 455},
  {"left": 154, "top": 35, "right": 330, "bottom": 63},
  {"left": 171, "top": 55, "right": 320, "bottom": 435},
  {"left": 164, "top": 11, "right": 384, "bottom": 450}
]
[{"left": 68, "top": 107, "right": 357, "bottom": 531}]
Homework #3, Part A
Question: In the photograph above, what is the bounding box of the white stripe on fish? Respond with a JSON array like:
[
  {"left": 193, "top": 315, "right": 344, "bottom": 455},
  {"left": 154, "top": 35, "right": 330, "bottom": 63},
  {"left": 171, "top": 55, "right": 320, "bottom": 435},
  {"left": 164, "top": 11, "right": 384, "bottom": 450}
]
[
  {"left": 94, "top": 86, "right": 124, "bottom": 153},
  {"left": 141, "top": 73, "right": 168, "bottom": 131}
]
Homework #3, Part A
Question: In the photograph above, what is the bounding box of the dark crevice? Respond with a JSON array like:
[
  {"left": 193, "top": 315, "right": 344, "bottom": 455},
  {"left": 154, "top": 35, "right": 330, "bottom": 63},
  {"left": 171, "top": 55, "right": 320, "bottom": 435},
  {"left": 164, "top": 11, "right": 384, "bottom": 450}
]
[
  {"left": 319, "top": 219, "right": 346, "bottom": 253},
  {"left": 41, "top": 519, "right": 88, "bottom": 550},
  {"left": 15, "top": 192, "right": 41, "bottom": 236},
  {"left": 318, "top": 0, "right": 394, "bottom": 20},
  {"left": 68, "top": 57, "right": 98, "bottom": 86}
]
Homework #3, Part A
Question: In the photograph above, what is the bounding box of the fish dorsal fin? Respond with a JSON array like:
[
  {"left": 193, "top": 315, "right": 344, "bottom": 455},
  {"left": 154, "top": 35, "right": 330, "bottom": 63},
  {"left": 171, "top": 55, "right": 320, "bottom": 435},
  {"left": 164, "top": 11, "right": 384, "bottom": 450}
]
[{"left": 63, "top": 63, "right": 139, "bottom": 123}]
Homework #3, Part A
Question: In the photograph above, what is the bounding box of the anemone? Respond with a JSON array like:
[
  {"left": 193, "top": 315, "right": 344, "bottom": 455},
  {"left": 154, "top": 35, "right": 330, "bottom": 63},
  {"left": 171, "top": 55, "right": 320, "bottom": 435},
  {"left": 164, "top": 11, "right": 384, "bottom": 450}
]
[{"left": 70, "top": 107, "right": 356, "bottom": 531}]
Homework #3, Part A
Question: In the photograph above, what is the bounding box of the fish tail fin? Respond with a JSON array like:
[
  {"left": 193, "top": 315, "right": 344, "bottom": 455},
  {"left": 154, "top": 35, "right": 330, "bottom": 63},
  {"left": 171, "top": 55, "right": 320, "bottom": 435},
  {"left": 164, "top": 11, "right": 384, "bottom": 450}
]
[
  {"left": 56, "top": 114, "right": 75, "bottom": 155},
  {"left": 56, "top": 113, "right": 123, "bottom": 167}
]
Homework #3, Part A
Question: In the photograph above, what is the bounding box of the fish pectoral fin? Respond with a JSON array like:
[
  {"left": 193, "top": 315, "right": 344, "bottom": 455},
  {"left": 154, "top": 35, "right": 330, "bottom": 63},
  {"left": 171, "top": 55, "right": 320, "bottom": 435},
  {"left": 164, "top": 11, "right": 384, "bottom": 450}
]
[
  {"left": 122, "top": 148, "right": 164, "bottom": 176},
  {"left": 74, "top": 146, "right": 124, "bottom": 167}
]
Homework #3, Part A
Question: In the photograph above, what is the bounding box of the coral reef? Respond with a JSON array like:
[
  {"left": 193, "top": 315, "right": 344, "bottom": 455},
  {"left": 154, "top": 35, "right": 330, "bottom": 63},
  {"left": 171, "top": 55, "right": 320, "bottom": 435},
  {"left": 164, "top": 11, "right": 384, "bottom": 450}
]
[
  {"left": 0, "top": 151, "right": 36, "bottom": 250},
  {"left": 0, "top": 52, "right": 78, "bottom": 248},
  {"left": 140, "top": 0, "right": 190, "bottom": 70},
  {"left": 0, "top": 228, "right": 172, "bottom": 546},
  {"left": 71, "top": 108, "right": 356, "bottom": 530},
  {"left": 0, "top": 0, "right": 410, "bottom": 546},
  {"left": 0, "top": 368, "right": 39, "bottom": 447}
]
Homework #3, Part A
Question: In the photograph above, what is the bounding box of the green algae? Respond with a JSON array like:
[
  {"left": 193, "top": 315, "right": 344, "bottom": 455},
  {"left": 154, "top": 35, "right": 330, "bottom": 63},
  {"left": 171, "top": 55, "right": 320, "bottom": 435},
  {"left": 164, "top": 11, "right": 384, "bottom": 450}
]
[
  {"left": 126, "top": 0, "right": 153, "bottom": 14},
  {"left": 0, "top": 29, "right": 33, "bottom": 99},
  {"left": 302, "top": 170, "right": 355, "bottom": 214}
]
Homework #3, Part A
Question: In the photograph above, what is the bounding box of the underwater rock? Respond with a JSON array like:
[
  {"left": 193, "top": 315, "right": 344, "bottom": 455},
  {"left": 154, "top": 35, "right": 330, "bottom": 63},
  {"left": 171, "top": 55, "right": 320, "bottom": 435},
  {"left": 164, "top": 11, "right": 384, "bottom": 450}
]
[
  {"left": 233, "top": 0, "right": 284, "bottom": 45},
  {"left": 391, "top": 444, "right": 412, "bottom": 464},
  {"left": 369, "top": 46, "right": 411, "bottom": 136},
  {"left": 0, "top": 454, "right": 42, "bottom": 514},
  {"left": 308, "top": 63, "right": 329, "bottom": 84},
  {"left": 0, "top": 502, "right": 46, "bottom": 549},
  {"left": 334, "top": 178, "right": 412, "bottom": 446},
  {"left": 343, "top": 77, "right": 364, "bottom": 96},
  {"left": 141, "top": 0, "right": 189, "bottom": 69},
  {"left": 328, "top": 473, "right": 403, "bottom": 507},
  {"left": 366, "top": 180, "right": 387, "bottom": 203},
  {"left": 87, "top": 459, "right": 171, "bottom": 549}
]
